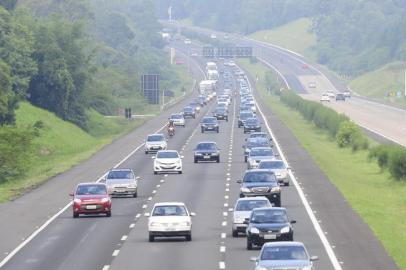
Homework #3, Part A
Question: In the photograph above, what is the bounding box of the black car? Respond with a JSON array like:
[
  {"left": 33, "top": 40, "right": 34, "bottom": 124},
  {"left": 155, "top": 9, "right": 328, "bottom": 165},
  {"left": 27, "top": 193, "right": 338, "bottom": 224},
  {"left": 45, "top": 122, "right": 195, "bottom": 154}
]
[
  {"left": 243, "top": 137, "right": 271, "bottom": 162},
  {"left": 183, "top": 106, "right": 196, "bottom": 119},
  {"left": 201, "top": 116, "right": 219, "bottom": 133},
  {"left": 244, "top": 118, "right": 261, "bottom": 133},
  {"left": 193, "top": 141, "right": 220, "bottom": 163},
  {"left": 336, "top": 93, "right": 345, "bottom": 101},
  {"left": 213, "top": 107, "right": 228, "bottom": 121},
  {"left": 237, "top": 169, "right": 281, "bottom": 206},
  {"left": 238, "top": 111, "right": 255, "bottom": 128},
  {"left": 245, "top": 207, "right": 295, "bottom": 250},
  {"left": 198, "top": 96, "right": 207, "bottom": 106}
]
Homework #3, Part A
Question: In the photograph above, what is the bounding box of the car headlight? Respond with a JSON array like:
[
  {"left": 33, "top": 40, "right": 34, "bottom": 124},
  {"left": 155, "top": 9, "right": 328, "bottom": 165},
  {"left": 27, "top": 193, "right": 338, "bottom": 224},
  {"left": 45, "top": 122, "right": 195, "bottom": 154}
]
[
  {"left": 240, "top": 187, "right": 251, "bottom": 193},
  {"left": 280, "top": 226, "right": 291, "bottom": 234},
  {"left": 179, "top": 221, "right": 190, "bottom": 226},
  {"left": 150, "top": 222, "right": 161, "bottom": 227},
  {"left": 234, "top": 216, "right": 245, "bottom": 223},
  {"left": 301, "top": 267, "right": 312, "bottom": 270},
  {"left": 255, "top": 267, "right": 268, "bottom": 270},
  {"left": 128, "top": 183, "right": 137, "bottom": 188},
  {"left": 250, "top": 227, "right": 259, "bottom": 234},
  {"left": 73, "top": 198, "right": 81, "bottom": 203},
  {"left": 195, "top": 152, "right": 202, "bottom": 156},
  {"left": 101, "top": 197, "right": 110, "bottom": 203},
  {"left": 271, "top": 186, "right": 281, "bottom": 192}
]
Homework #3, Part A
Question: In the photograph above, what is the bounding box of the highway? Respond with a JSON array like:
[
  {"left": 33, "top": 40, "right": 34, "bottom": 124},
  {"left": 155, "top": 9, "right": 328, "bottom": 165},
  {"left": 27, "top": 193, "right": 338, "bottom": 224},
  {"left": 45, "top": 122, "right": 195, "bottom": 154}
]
[
  {"left": 168, "top": 22, "right": 406, "bottom": 146},
  {"left": 0, "top": 41, "right": 399, "bottom": 270}
]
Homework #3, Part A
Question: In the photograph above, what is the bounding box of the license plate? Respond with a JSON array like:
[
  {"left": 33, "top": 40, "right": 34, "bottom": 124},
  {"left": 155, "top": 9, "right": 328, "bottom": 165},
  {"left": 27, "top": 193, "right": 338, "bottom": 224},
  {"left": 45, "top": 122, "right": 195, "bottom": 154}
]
[
  {"left": 86, "top": 205, "right": 97, "bottom": 210},
  {"left": 165, "top": 227, "right": 175, "bottom": 231},
  {"left": 263, "top": 234, "right": 276, "bottom": 240},
  {"left": 204, "top": 156, "right": 210, "bottom": 159}
]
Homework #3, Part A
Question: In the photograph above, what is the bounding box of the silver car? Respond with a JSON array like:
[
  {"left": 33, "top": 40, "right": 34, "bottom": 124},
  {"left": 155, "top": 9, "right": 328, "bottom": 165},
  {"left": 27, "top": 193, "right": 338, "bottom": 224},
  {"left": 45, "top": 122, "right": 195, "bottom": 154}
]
[
  {"left": 145, "top": 134, "right": 167, "bottom": 154},
  {"left": 105, "top": 169, "right": 139, "bottom": 197},
  {"left": 258, "top": 159, "right": 290, "bottom": 186},
  {"left": 247, "top": 147, "right": 275, "bottom": 169},
  {"left": 251, "top": 242, "right": 318, "bottom": 270},
  {"left": 232, "top": 197, "right": 271, "bottom": 237}
]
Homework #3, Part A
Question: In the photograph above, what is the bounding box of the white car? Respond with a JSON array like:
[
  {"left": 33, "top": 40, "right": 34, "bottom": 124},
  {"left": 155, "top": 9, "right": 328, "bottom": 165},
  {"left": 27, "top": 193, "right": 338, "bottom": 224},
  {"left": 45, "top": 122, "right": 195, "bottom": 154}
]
[
  {"left": 169, "top": 113, "right": 185, "bottom": 127},
  {"left": 320, "top": 93, "right": 330, "bottom": 102},
  {"left": 343, "top": 90, "right": 351, "bottom": 98},
  {"left": 308, "top": 82, "right": 316, "bottom": 88},
  {"left": 247, "top": 147, "right": 275, "bottom": 169},
  {"left": 184, "top": 38, "right": 191, "bottom": 44},
  {"left": 326, "top": 90, "right": 336, "bottom": 98},
  {"left": 258, "top": 159, "right": 290, "bottom": 186},
  {"left": 105, "top": 168, "right": 139, "bottom": 197},
  {"left": 146, "top": 202, "right": 195, "bottom": 242},
  {"left": 145, "top": 134, "right": 167, "bottom": 154},
  {"left": 153, "top": 150, "right": 183, "bottom": 174},
  {"left": 232, "top": 197, "right": 271, "bottom": 237}
]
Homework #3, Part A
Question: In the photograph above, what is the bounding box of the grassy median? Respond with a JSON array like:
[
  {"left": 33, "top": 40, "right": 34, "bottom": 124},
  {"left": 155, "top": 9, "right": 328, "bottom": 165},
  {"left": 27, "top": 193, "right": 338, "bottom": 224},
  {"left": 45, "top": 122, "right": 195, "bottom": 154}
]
[{"left": 238, "top": 59, "right": 406, "bottom": 269}]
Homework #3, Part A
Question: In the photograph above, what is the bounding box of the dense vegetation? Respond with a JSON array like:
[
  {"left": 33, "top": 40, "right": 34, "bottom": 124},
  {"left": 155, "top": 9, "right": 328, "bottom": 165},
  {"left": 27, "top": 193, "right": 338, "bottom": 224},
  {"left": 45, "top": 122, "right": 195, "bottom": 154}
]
[
  {"left": 157, "top": 0, "right": 406, "bottom": 75},
  {"left": 0, "top": 0, "right": 180, "bottom": 184}
]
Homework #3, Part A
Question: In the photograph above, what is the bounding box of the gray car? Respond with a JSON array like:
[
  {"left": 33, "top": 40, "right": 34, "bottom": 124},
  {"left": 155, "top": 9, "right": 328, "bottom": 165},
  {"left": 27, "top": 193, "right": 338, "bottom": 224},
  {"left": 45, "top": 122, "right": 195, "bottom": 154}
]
[
  {"left": 104, "top": 169, "right": 139, "bottom": 197},
  {"left": 251, "top": 242, "right": 318, "bottom": 270},
  {"left": 247, "top": 147, "right": 275, "bottom": 169}
]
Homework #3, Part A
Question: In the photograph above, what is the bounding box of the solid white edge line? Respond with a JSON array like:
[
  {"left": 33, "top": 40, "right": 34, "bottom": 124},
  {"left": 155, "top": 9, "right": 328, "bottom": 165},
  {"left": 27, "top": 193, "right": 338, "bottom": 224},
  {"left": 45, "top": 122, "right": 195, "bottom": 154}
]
[
  {"left": 246, "top": 70, "right": 343, "bottom": 270},
  {"left": 102, "top": 265, "right": 110, "bottom": 270},
  {"left": 0, "top": 100, "right": 182, "bottom": 267}
]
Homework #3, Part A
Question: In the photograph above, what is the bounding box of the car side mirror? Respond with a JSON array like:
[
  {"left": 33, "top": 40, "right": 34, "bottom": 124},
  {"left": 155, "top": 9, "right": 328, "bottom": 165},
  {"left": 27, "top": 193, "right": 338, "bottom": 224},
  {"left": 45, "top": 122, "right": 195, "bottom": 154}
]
[
  {"left": 310, "top": 256, "right": 319, "bottom": 262},
  {"left": 287, "top": 166, "right": 291, "bottom": 170},
  {"left": 190, "top": 212, "right": 196, "bottom": 217},
  {"left": 151, "top": 156, "right": 156, "bottom": 159},
  {"left": 249, "top": 256, "right": 258, "bottom": 262},
  {"left": 274, "top": 154, "right": 279, "bottom": 157},
  {"left": 144, "top": 213, "right": 150, "bottom": 217},
  {"left": 243, "top": 218, "right": 249, "bottom": 224},
  {"left": 181, "top": 155, "right": 184, "bottom": 159},
  {"left": 290, "top": 220, "right": 297, "bottom": 224},
  {"left": 100, "top": 178, "right": 106, "bottom": 183},
  {"left": 69, "top": 193, "right": 74, "bottom": 197},
  {"left": 236, "top": 180, "right": 242, "bottom": 184},
  {"left": 135, "top": 176, "right": 141, "bottom": 180}
]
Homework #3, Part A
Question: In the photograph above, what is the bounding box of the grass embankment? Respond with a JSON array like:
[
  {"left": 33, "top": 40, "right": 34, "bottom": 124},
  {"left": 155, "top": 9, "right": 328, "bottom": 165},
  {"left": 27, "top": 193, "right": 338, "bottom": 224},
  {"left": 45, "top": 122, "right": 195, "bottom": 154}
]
[
  {"left": 0, "top": 63, "right": 194, "bottom": 202},
  {"left": 0, "top": 103, "right": 143, "bottom": 202},
  {"left": 349, "top": 62, "right": 406, "bottom": 106},
  {"left": 249, "top": 18, "right": 317, "bottom": 59},
  {"left": 238, "top": 59, "right": 406, "bottom": 269}
]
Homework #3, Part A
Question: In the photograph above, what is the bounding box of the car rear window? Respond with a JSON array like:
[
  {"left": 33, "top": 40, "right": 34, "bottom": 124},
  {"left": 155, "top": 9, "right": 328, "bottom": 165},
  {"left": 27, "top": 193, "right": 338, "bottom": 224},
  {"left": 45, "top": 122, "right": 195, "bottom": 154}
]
[
  {"left": 196, "top": 143, "right": 216, "bottom": 150},
  {"left": 107, "top": 171, "right": 134, "bottom": 179},
  {"left": 76, "top": 185, "right": 107, "bottom": 195},
  {"left": 261, "top": 246, "right": 308, "bottom": 261},
  {"left": 259, "top": 161, "right": 285, "bottom": 169},
  {"left": 236, "top": 200, "right": 269, "bottom": 211},
  {"left": 147, "top": 135, "right": 164, "bottom": 142},
  {"left": 243, "top": 172, "right": 276, "bottom": 183},
  {"left": 250, "top": 148, "right": 273, "bottom": 157},
  {"left": 152, "top": 205, "right": 187, "bottom": 216},
  {"left": 157, "top": 151, "right": 179, "bottom": 159}
]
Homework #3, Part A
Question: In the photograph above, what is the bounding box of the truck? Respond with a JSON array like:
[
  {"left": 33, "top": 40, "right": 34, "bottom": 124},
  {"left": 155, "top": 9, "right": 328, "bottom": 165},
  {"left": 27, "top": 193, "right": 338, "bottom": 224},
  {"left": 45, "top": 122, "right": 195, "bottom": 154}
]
[
  {"left": 207, "top": 70, "right": 219, "bottom": 81},
  {"left": 206, "top": 62, "right": 217, "bottom": 71},
  {"left": 199, "top": 80, "right": 217, "bottom": 95}
]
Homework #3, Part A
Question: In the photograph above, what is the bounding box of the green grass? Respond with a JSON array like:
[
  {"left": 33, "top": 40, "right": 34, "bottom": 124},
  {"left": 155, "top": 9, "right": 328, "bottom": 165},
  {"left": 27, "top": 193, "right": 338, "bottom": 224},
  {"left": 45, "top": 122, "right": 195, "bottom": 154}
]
[
  {"left": 238, "top": 59, "right": 406, "bottom": 269},
  {"left": 0, "top": 103, "right": 144, "bottom": 202},
  {"left": 249, "top": 18, "right": 317, "bottom": 59},
  {"left": 349, "top": 62, "right": 406, "bottom": 106}
]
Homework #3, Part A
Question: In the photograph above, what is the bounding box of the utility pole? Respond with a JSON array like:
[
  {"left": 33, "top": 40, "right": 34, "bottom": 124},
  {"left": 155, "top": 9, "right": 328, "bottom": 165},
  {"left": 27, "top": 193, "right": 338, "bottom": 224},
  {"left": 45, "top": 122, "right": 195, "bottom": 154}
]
[
  {"left": 404, "top": 69, "right": 406, "bottom": 96},
  {"left": 161, "top": 90, "right": 165, "bottom": 111}
]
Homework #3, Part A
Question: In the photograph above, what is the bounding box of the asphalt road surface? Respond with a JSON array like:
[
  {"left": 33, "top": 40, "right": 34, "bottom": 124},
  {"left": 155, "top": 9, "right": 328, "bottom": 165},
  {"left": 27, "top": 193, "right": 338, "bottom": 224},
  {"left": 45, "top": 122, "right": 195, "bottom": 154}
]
[{"left": 0, "top": 42, "right": 399, "bottom": 270}]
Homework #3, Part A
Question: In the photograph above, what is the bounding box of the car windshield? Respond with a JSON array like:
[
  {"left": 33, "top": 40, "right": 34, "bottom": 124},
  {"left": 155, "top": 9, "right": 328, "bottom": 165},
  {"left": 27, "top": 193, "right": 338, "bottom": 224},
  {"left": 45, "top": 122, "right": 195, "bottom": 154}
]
[
  {"left": 251, "top": 209, "right": 288, "bottom": 223},
  {"left": 107, "top": 171, "right": 134, "bottom": 179},
  {"left": 147, "top": 135, "right": 164, "bottom": 142},
  {"left": 243, "top": 171, "right": 276, "bottom": 182},
  {"left": 250, "top": 133, "right": 267, "bottom": 139},
  {"left": 202, "top": 118, "right": 217, "bottom": 124},
  {"left": 247, "top": 140, "right": 269, "bottom": 148},
  {"left": 246, "top": 118, "right": 258, "bottom": 125},
  {"left": 170, "top": 114, "right": 182, "bottom": 119},
  {"left": 196, "top": 143, "right": 217, "bottom": 150},
  {"left": 236, "top": 200, "right": 269, "bottom": 211},
  {"left": 184, "top": 107, "right": 193, "bottom": 112},
  {"left": 216, "top": 108, "right": 226, "bottom": 113},
  {"left": 240, "top": 113, "right": 253, "bottom": 119},
  {"left": 152, "top": 205, "right": 188, "bottom": 216},
  {"left": 259, "top": 161, "right": 285, "bottom": 169},
  {"left": 261, "top": 246, "right": 308, "bottom": 261},
  {"left": 157, "top": 151, "right": 179, "bottom": 158},
  {"left": 76, "top": 185, "right": 107, "bottom": 195},
  {"left": 250, "top": 149, "right": 273, "bottom": 157}
]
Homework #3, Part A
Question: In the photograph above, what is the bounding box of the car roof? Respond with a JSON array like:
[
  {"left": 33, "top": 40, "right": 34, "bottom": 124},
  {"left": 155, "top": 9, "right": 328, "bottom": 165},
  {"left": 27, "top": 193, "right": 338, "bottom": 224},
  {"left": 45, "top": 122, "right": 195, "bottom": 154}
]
[
  {"left": 259, "top": 158, "right": 283, "bottom": 163},
  {"left": 252, "top": 207, "right": 286, "bottom": 212},
  {"left": 250, "top": 132, "right": 267, "bottom": 136},
  {"left": 109, "top": 168, "right": 133, "bottom": 172},
  {"left": 203, "top": 116, "right": 217, "bottom": 119},
  {"left": 245, "top": 169, "right": 276, "bottom": 173},
  {"left": 153, "top": 202, "right": 186, "bottom": 207},
  {"left": 148, "top": 133, "right": 164, "bottom": 137},
  {"left": 251, "top": 147, "right": 273, "bottom": 150},
  {"left": 157, "top": 150, "right": 178, "bottom": 153},
  {"left": 77, "top": 182, "right": 106, "bottom": 187},
  {"left": 262, "top": 241, "right": 305, "bottom": 248},
  {"left": 236, "top": 197, "right": 270, "bottom": 202},
  {"left": 197, "top": 141, "right": 216, "bottom": 144}
]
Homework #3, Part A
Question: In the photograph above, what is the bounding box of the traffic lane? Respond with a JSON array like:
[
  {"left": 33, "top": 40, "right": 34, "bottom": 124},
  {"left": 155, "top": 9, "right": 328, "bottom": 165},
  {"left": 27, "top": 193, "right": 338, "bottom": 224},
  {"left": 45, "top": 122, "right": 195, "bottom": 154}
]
[
  {"left": 1, "top": 99, "right": 216, "bottom": 270},
  {"left": 110, "top": 100, "right": 236, "bottom": 270},
  {"left": 253, "top": 83, "right": 399, "bottom": 269},
  {"left": 0, "top": 61, "right": 205, "bottom": 263},
  {"left": 223, "top": 98, "right": 334, "bottom": 270}
]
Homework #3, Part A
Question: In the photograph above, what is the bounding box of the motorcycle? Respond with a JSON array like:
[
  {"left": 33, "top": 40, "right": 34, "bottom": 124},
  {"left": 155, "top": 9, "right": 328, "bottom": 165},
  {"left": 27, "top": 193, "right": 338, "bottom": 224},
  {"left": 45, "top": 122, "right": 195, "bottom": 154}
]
[{"left": 168, "top": 126, "right": 175, "bottom": 137}]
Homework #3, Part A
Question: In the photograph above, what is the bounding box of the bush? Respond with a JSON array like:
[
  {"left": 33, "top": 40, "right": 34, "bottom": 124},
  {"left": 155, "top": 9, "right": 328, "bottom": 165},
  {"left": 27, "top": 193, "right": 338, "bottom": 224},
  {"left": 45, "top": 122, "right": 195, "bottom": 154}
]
[
  {"left": 388, "top": 148, "right": 406, "bottom": 181},
  {"left": 368, "top": 144, "right": 397, "bottom": 170},
  {"left": 0, "top": 126, "right": 35, "bottom": 183},
  {"left": 336, "top": 121, "right": 368, "bottom": 151}
]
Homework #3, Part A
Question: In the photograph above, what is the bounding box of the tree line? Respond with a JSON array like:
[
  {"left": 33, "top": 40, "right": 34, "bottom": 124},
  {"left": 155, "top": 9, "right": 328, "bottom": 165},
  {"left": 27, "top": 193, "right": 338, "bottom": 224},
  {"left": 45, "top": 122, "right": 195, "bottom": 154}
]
[{"left": 156, "top": 0, "right": 406, "bottom": 75}]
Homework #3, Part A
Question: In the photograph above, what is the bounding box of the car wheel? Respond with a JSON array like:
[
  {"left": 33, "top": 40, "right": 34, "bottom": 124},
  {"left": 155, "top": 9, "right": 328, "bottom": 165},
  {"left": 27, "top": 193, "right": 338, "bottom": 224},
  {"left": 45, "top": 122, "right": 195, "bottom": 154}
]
[
  {"left": 285, "top": 181, "right": 290, "bottom": 186},
  {"left": 244, "top": 156, "right": 247, "bottom": 162},
  {"left": 186, "top": 233, "right": 192, "bottom": 241},
  {"left": 216, "top": 128, "right": 219, "bottom": 133},
  {"left": 232, "top": 229, "right": 238, "bottom": 238},
  {"left": 73, "top": 213, "right": 79, "bottom": 218},
  {"left": 216, "top": 157, "right": 220, "bottom": 163},
  {"left": 133, "top": 191, "right": 138, "bottom": 198},
  {"left": 275, "top": 198, "right": 281, "bottom": 207},
  {"left": 145, "top": 150, "right": 148, "bottom": 154},
  {"left": 247, "top": 238, "right": 253, "bottom": 250},
  {"left": 178, "top": 171, "right": 182, "bottom": 174},
  {"left": 194, "top": 158, "right": 198, "bottom": 163},
  {"left": 106, "top": 211, "right": 111, "bottom": 217},
  {"left": 154, "top": 171, "right": 157, "bottom": 175},
  {"left": 201, "top": 129, "right": 204, "bottom": 133},
  {"left": 149, "top": 234, "right": 155, "bottom": 242}
]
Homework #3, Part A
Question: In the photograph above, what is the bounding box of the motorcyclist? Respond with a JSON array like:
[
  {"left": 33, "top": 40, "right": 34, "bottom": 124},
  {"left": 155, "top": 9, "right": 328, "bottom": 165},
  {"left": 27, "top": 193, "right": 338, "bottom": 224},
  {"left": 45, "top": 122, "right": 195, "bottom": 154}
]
[{"left": 167, "top": 120, "right": 175, "bottom": 136}]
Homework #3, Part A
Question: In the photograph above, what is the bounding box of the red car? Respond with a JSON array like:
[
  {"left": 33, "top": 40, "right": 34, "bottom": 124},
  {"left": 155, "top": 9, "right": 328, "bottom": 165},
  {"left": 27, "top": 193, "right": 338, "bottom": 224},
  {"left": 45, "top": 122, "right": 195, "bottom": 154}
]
[{"left": 71, "top": 183, "right": 112, "bottom": 218}]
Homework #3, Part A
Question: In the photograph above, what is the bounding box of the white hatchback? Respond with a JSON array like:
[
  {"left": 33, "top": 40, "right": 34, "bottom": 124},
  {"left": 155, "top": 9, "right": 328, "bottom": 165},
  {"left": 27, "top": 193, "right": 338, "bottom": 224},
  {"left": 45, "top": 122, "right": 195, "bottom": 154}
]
[
  {"left": 153, "top": 150, "right": 183, "bottom": 174},
  {"left": 146, "top": 202, "right": 195, "bottom": 242}
]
